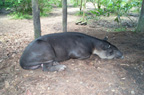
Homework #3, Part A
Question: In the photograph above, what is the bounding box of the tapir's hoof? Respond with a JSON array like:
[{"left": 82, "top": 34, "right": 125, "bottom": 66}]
[
  {"left": 53, "top": 61, "right": 59, "bottom": 66},
  {"left": 57, "top": 65, "right": 66, "bottom": 71},
  {"left": 48, "top": 65, "right": 66, "bottom": 72}
]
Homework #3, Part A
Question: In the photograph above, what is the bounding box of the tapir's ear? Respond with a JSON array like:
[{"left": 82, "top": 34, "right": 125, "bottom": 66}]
[{"left": 103, "top": 36, "right": 108, "bottom": 41}]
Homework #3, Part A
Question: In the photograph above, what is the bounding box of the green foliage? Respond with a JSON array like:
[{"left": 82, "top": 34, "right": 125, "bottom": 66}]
[
  {"left": 9, "top": 12, "right": 32, "bottom": 19},
  {"left": 89, "top": 8, "right": 108, "bottom": 16},
  {"left": 0, "top": 1, "right": 4, "bottom": 9},
  {"left": 88, "top": 0, "right": 142, "bottom": 30},
  {"left": 75, "top": 11, "right": 82, "bottom": 16},
  {"left": 1, "top": 0, "right": 142, "bottom": 20},
  {"left": 70, "top": 0, "right": 80, "bottom": 7},
  {"left": 114, "top": 27, "right": 127, "bottom": 32},
  {"left": 52, "top": 0, "right": 62, "bottom": 7},
  {"left": 89, "top": 0, "right": 142, "bottom": 16},
  {"left": 1, "top": 0, "right": 62, "bottom": 19},
  {"left": 0, "top": 0, "right": 12, "bottom": 9},
  {"left": 106, "top": 27, "right": 128, "bottom": 32}
]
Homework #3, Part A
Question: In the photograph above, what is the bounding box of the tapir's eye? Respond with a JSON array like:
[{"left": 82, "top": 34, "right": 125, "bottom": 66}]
[
  {"left": 108, "top": 45, "right": 111, "bottom": 49},
  {"left": 102, "top": 44, "right": 111, "bottom": 50}
]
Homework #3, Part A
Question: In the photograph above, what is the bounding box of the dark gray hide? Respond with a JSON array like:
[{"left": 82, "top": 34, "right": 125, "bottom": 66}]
[{"left": 20, "top": 32, "right": 123, "bottom": 71}]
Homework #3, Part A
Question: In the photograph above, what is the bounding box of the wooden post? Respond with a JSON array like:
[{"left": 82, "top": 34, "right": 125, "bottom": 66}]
[
  {"left": 32, "top": 0, "right": 41, "bottom": 39},
  {"left": 80, "top": 0, "right": 83, "bottom": 13},
  {"left": 82, "top": 0, "right": 86, "bottom": 22},
  {"left": 62, "top": 0, "right": 67, "bottom": 32},
  {"left": 136, "top": 0, "right": 144, "bottom": 32}
]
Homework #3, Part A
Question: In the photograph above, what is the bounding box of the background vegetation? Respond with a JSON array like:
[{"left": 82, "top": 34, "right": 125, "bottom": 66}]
[
  {"left": 0, "top": 0, "right": 142, "bottom": 30},
  {"left": 88, "top": 0, "right": 142, "bottom": 22},
  {"left": 0, "top": 0, "right": 142, "bottom": 18},
  {"left": 0, "top": 0, "right": 62, "bottom": 19}
]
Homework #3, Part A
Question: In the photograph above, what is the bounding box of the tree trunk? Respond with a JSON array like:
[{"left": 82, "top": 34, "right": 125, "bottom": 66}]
[
  {"left": 80, "top": 0, "right": 83, "bottom": 13},
  {"left": 2, "top": 0, "right": 5, "bottom": 6},
  {"left": 136, "top": 0, "right": 144, "bottom": 32},
  {"left": 98, "top": 0, "right": 101, "bottom": 9},
  {"left": 32, "top": 0, "right": 41, "bottom": 39},
  {"left": 62, "top": 0, "right": 67, "bottom": 32},
  {"left": 77, "top": 0, "right": 79, "bottom": 5},
  {"left": 82, "top": 0, "right": 86, "bottom": 22},
  {"left": 92, "top": 0, "right": 96, "bottom": 10}
]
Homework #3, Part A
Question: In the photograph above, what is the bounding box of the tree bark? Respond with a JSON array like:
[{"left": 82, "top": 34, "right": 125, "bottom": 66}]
[
  {"left": 136, "top": 0, "right": 144, "bottom": 32},
  {"left": 62, "top": 0, "right": 67, "bottom": 32},
  {"left": 80, "top": 0, "right": 83, "bottom": 13},
  {"left": 32, "top": 0, "right": 41, "bottom": 39},
  {"left": 92, "top": 0, "right": 96, "bottom": 10},
  {"left": 98, "top": 0, "right": 101, "bottom": 9},
  {"left": 77, "top": 0, "right": 78, "bottom": 5},
  {"left": 2, "top": 0, "right": 5, "bottom": 6},
  {"left": 82, "top": 0, "right": 86, "bottom": 22}
]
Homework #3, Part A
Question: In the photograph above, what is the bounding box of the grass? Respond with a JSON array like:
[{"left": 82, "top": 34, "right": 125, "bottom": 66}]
[
  {"left": 9, "top": 7, "right": 52, "bottom": 19},
  {"left": 9, "top": 12, "right": 32, "bottom": 19},
  {"left": 114, "top": 27, "right": 127, "bottom": 32},
  {"left": 106, "top": 27, "right": 128, "bottom": 32},
  {"left": 75, "top": 11, "right": 87, "bottom": 16},
  {"left": 9, "top": 11, "right": 51, "bottom": 19}
]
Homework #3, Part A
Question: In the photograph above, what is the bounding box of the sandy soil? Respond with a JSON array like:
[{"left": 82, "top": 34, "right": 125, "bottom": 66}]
[{"left": 0, "top": 7, "right": 144, "bottom": 95}]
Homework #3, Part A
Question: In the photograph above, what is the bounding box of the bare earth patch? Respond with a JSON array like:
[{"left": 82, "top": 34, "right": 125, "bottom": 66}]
[{"left": 0, "top": 7, "right": 144, "bottom": 95}]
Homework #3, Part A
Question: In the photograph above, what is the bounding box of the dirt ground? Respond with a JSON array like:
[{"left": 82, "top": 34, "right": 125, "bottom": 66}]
[{"left": 0, "top": 7, "right": 144, "bottom": 95}]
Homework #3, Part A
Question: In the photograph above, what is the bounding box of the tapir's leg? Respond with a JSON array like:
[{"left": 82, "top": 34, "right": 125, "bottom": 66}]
[
  {"left": 21, "top": 60, "right": 53, "bottom": 70},
  {"left": 22, "top": 64, "right": 41, "bottom": 70},
  {"left": 69, "top": 49, "right": 91, "bottom": 60},
  {"left": 42, "top": 62, "right": 53, "bottom": 71},
  {"left": 70, "top": 53, "right": 91, "bottom": 59},
  {"left": 21, "top": 39, "right": 66, "bottom": 72},
  {"left": 42, "top": 61, "right": 66, "bottom": 72},
  {"left": 20, "top": 40, "right": 58, "bottom": 70},
  {"left": 78, "top": 55, "right": 91, "bottom": 60}
]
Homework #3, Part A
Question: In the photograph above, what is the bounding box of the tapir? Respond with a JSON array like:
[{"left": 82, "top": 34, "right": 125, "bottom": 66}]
[{"left": 20, "top": 32, "right": 123, "bottom": 72}]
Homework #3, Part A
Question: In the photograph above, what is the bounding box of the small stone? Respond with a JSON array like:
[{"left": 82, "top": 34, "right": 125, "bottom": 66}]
[
  {"left": 72, "top": 60, "right": 75, "bottom": 63},
  {"left": 53, "top": 71, "right": 57, "bottom": 73},
  {"left": 5, "top": 81, "right": 10, "bottom": 88},
  {"left": 80, "top": 82, "right": 83, "bottom": 84},
  {"left": 131, "top": 90, "right": 135, "bottom": 94},
  {"left": 105, "top": 89, "right": 108, "bottom": 91},
  {"left": 66, "top": 80, "right": 69, "bottom": 82},
  {"left": 30, "top": 71, "right": 34, "bottom": 73},
  {"left": 89, "top": 62, "right": 94, "bottom": 65},
  {"left": 48, "top": 87, "right": 50, "bottom": 90},
  {"left": 75, "top": 21, "right": 82, "bottom": 25},
  {"left": 15, "top": 68, "right": 20, "bottom": 71},
  {"left": 12, "top": 53, "right": 16, "bottom": 57},
  {"left": 121, "top": 77, "right": 126, "bottom": 80},
  {"left": 111, "top": 89, "right": 115, "bottom": 92},
  {"left": 108, "top": 83, "right": 112, "bottom": 86},
  {"left": 0, "top": 59, "right": 3, "bottom": 63},
  {"left": 80, "top": 22, "right": 87, "bottom": 25}
]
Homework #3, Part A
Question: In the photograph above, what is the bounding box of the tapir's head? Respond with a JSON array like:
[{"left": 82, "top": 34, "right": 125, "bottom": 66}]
[{"left": 93, "top": 38, "right": 123, "bottom": 59}]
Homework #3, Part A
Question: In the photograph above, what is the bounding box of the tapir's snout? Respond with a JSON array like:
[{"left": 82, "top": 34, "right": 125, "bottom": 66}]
[{"left": 115, "top": 51, "right": 123, "bottom": 59}]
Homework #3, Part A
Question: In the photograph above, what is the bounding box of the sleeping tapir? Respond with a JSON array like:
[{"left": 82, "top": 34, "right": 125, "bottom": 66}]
[{"left": 20, "top": 32, "right": 123, "bottom": 72}]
